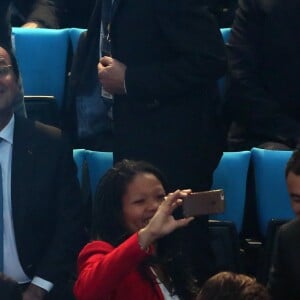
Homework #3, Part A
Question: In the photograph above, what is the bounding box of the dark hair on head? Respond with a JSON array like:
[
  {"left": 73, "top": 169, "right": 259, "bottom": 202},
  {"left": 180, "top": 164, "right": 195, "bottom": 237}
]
[
  {"left": 285, "top": 150, "right": 300, "bottom": 178},
  {"left": 0, "top": 45, "right": 20, "bottom": 80},
  {"left": 91, "top": 159, "right": 168, "bottom": 246},
  {"left": 196, "top": 272, "right": 270, "bottom": 300}
]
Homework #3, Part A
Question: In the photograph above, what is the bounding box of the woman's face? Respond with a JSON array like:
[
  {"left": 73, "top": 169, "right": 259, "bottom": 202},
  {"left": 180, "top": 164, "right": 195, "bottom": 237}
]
[{"left": 122, "top": 172, "right": 166, "bottom": 234}]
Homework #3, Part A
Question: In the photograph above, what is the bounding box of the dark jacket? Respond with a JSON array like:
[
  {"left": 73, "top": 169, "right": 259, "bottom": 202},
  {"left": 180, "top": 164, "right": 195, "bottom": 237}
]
[
  {"left": 65, "top": 0, "right": 227, "bottom": 189},
  {"left": 225, "top": 0, "right": 300, "bottom": 150},
  {"left": 12, "top": 117, "right": 85, "bottom": 288},
  {"left": 268, "top": 218, "right": 300, "bottom": 300}
]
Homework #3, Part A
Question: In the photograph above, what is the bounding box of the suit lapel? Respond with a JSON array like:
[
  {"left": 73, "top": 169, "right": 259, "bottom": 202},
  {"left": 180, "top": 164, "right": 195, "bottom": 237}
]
[{"left": 11, "top": 117, "right": 35, "bottom": 233}]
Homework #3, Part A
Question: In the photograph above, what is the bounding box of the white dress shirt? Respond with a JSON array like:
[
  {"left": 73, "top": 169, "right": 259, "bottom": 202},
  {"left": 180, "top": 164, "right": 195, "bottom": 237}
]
[{"left": 0, "top": 115, "right": 53, "bottom": 291}]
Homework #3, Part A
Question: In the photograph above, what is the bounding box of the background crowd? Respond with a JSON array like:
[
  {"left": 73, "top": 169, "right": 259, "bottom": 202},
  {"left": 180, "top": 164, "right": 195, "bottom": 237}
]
[{"left": 1, "top": 0, "right": 300, "bottom": 299}]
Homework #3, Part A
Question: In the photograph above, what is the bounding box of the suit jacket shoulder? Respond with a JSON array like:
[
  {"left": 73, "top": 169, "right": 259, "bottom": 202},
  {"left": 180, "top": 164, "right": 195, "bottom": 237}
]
[
  {"left": 268, "top": 218, "right": 300, "bottom": 300},
  {"left": 14, "top": 117, "right": 65, "bottom": 153}
]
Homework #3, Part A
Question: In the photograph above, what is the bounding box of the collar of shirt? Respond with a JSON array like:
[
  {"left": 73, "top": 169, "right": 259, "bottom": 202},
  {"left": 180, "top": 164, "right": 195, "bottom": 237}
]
[{"left": 0, "top": 114, "right": 14, "bottom": 145}]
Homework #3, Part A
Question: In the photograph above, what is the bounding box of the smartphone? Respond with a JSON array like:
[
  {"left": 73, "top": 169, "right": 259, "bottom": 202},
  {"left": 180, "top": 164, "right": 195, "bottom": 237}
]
[{"left": 183, "top": 189, "right": 225, "bottom": 217}]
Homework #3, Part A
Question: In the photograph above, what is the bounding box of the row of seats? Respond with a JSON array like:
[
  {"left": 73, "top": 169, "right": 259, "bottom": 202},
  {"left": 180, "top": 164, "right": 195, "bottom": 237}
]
[
  {"left": 11, "top": 27, "right": 230, "bottom": 120},
  {"left": 72, "top": 149, "right": 247, "bottom": 274},
  {"left": 72, "top": 148, "right": 294, "bottom": 238}
]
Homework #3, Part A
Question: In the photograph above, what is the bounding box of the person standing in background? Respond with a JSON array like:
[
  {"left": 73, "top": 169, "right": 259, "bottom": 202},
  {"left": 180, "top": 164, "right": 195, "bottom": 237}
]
[
  {"left": 96, "top": 0, "right": 227, "bottom": 284},
  {"left": 224, "top": 0, "right": 300, "bottom": 151}
]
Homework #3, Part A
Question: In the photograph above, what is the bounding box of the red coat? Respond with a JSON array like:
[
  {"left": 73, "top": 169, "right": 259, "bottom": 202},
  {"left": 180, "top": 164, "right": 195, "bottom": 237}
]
[{"left": 74, "top": 233, "right": 164, "bottom": 300}]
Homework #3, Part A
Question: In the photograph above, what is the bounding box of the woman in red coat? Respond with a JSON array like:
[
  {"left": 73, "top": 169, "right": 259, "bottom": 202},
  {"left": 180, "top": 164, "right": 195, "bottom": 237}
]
[{"left": 74, "top": 160, "right": 201, "bottom": 300}]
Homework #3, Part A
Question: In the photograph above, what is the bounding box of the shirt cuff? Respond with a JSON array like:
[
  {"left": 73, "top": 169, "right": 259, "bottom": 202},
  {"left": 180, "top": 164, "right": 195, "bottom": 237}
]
[{"left": 31, "top": 276, "right": 54, "bottom": 292}]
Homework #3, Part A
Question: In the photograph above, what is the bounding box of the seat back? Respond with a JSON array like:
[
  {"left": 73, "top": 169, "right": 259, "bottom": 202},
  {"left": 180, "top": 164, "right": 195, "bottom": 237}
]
[
  {"left": 211, "top": 151, "right": 251, "bottom": 233},
  {"left": 258, "top": 219, "right": 288, "bottom": 284},
  {"left": 220, "top": 27, "right": 231, "bottom": 43},
  {"left": 85, "top": 150, "right": 113, "bottom": 197},
  {"left": 251, "top": 148, "right": 294, "bottom": 236},
  {"left": 209, "top": 220, "right": 241, "bottom": 273},
  {"left": 12, "top": 28, "right": 69, "bottom": 110}
]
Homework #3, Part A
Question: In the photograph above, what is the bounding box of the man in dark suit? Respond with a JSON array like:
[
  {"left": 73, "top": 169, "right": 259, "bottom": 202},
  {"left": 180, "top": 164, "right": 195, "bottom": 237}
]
[
  {"left": 95, "top": 0, "right": 227, "bottom": 284},
  {"left": 268, "top": 150, "right": 300, "bottom": 300},
  {"left": 0, "top": 45, "right": 85, "bottom": 300},
  {"left": 224, "top": 0, "right": 300, "bottom": 151}
]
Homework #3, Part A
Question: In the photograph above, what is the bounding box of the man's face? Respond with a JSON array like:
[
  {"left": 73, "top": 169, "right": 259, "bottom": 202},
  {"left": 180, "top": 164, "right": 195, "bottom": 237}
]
[
  {"left": 286, "top": 171, "right": 300, "bottom": 218},
  {"left": 0, "top": 47, "right": 19, "bottom": 116}
]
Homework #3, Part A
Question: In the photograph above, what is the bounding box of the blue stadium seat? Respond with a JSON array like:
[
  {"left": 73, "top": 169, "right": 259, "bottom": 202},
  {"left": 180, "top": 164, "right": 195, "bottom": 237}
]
[
  {"left": 12, "top": 28, "right": 69, "bottom": 109},
  {"left": 211, "top": 151, "right": 251, "bottom": 233},
  {"left": 85, "top": 150, "right": 113, "bottom": 196},
  {"left": 220, "top": 27, "right": 231, "bottom": 43},
  {"left": 251, "top": 148, "right": 294, "bottom": 236}
]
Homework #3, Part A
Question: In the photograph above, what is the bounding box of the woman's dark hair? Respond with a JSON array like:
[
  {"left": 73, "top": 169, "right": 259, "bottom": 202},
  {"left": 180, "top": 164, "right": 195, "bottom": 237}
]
[{"left": 91, "top": 159, "right": 168, "bottom": 245}]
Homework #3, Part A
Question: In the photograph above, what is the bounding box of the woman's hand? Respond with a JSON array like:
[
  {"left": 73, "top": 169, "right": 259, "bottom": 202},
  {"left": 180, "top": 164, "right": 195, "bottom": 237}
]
[{"left": 138, "top": 189, "right": 194, "bottom": 250}]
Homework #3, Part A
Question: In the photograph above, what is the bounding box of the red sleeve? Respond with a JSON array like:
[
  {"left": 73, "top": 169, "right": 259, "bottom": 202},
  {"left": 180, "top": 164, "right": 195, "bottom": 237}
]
[{"left": 74, "top": 233, "right": 154, "bottom": 300}]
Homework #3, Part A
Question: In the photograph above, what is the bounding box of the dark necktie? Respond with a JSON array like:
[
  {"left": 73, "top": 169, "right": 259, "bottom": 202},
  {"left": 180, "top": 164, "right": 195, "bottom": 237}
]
[{"left": 0, "top": 139, "right": 3, "bottom": 271}]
